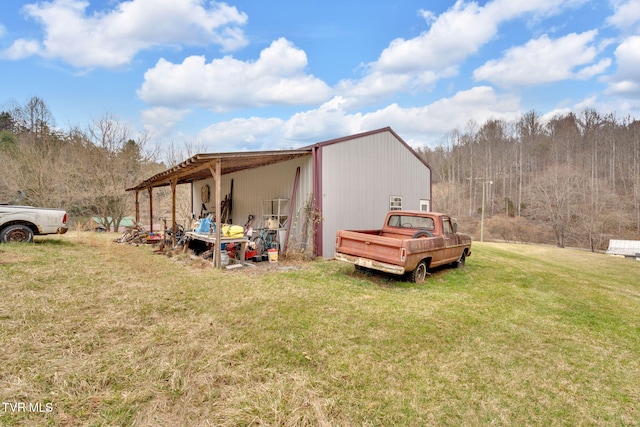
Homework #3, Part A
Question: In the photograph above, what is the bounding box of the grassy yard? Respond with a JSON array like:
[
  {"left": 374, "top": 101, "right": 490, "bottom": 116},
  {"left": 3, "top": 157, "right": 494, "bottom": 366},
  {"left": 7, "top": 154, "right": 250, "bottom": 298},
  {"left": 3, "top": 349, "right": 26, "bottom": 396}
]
[{"left": 1, "top": 233, "right": 639, "bottom": 426}]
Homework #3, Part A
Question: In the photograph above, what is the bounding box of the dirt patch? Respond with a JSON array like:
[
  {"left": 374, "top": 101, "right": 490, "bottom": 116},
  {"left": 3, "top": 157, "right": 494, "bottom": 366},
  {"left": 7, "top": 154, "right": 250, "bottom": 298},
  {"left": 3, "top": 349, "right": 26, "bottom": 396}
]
[
  {"left": 167, "top": 249, "right": 306, "bottom": 274},
  {"left": 234, "top": 259, "right": 303, "bottom": 275},
  {"left": 0, "top": 252, "right": 33, "bottom": 264}
]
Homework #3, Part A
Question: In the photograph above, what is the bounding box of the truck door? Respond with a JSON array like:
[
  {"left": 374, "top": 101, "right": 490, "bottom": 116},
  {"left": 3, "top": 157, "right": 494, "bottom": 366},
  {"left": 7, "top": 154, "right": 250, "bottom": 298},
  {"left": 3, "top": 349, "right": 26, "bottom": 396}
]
[{"left": 442, "top": 217, "right": 458, "bottom": 262}]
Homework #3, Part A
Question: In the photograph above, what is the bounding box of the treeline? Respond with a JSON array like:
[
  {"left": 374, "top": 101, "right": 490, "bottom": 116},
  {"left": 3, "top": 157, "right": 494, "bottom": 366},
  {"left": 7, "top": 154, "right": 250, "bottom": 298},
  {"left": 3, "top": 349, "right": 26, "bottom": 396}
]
[
  {"left": 3, "top": 97, "right": 639, "bottom": 250},
  {"left": 0, "top": 97, "right": 167, "bottom": 231},
  {"left": 418, "top": 110, "right": 640, "bottom": 250}
]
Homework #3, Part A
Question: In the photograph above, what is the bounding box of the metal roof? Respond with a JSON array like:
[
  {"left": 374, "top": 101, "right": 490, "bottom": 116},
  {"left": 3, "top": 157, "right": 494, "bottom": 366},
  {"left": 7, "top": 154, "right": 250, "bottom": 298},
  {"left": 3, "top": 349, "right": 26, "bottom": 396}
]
[
  {"left": 126, "top": 127, "right": 430, "bottom": 192},
  {"left": 126, "top": 149, "right": 311, "bottom": 191},
  {"left": 606, "top": 239, "right": 640, "bottom": 257}
]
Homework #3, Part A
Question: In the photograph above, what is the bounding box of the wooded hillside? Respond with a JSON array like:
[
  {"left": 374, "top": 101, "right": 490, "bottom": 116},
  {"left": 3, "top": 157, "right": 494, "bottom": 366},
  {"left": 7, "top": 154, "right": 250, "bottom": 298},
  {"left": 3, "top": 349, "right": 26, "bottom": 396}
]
[
  {"left": 0, "top": 97, "right": 172, "bottom": 231},
  {"left": 2, "top": 98, "right": 639, "bottom": 250},
  {"left": 418, "top": 110, "right": 640, "bottom": 250}
]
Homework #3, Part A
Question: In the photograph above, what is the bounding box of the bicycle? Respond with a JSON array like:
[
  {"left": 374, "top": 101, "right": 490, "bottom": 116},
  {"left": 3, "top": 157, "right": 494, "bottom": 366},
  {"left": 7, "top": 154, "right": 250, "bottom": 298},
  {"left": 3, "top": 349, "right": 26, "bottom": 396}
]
[{"left": 250, "top": 227, "right": 280, "bottom": 258}]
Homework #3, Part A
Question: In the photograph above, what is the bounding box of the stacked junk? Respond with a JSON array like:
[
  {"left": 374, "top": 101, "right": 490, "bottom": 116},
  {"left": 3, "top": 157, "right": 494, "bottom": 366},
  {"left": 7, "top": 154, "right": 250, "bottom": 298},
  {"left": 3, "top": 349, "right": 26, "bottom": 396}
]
[
  {"left": 188, "top": 213, "right": 280, "bottom": 266},
  {"left": 180, "top": 181, "right": 286, "bottom": 267},
  {"left": 118, "top": 179, "right": 293, "bottom": 268}
]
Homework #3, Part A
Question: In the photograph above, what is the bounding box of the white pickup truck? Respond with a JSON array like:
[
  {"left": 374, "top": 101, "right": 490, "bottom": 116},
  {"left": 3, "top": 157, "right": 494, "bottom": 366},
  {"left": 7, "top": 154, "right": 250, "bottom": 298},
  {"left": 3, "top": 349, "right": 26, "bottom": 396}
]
[{"left": 0, "top": 204, "right": 68, "bottom": 243}]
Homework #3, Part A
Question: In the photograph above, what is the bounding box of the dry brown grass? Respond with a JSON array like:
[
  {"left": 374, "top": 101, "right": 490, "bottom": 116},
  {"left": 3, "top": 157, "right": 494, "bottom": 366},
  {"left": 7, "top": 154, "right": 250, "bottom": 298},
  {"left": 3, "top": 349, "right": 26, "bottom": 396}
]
[{"left": 1, "top": 234, "right": 639, "bottom": 425}]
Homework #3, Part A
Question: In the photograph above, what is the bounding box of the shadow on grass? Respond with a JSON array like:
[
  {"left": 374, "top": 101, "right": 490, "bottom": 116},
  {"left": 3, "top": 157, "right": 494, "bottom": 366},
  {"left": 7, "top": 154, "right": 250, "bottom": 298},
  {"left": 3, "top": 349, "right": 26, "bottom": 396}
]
[
  {"left": 344, "top": 262, "right": 471, "bottom": 289},
  {"left": 33, "top": 238, "right": 75, "bottom": 247}
]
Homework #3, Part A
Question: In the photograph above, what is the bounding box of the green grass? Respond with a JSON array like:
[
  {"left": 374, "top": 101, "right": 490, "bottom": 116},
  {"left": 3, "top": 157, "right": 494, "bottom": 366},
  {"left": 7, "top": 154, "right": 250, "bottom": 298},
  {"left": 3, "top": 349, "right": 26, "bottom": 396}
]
[{"left": 1, "top": 234, "right": 639, "bottom": 426}]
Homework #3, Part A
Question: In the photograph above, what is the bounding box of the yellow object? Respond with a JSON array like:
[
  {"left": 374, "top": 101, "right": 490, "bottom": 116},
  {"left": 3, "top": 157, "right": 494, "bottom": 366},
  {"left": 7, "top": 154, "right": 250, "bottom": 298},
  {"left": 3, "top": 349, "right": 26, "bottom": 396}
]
[
  {"left": 268, "top": 248, "right": 278, "bottom": 263},
  {"left": 222, "top": 224, "right": 244, "bottom": 237}
]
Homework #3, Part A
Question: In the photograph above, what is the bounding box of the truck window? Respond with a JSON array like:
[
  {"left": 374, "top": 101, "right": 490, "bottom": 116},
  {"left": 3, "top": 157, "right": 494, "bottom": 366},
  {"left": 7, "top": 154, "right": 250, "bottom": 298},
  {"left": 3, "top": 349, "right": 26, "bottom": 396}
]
[
  {"left": 443, "top": 219, "right": 453, "bottom": 234},
  {"left": 388, "top": 215, "right": 435, "bottom": 230}
]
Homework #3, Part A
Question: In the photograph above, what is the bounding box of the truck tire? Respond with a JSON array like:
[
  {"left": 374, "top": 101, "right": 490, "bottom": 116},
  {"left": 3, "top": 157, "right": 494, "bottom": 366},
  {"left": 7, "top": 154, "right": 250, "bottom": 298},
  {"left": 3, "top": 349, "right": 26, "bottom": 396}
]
[
  {"left": 408, "top": 260, "right": 429, "bottom": 283},
  {"left": 1, "top": 224, "right": 34, "bottom": 243},
  {"left": 453, "top": 252, "right": 466, "bottom": 268},
  {"left": 354, "top": 265, "right": 368, "bottom": 272}
]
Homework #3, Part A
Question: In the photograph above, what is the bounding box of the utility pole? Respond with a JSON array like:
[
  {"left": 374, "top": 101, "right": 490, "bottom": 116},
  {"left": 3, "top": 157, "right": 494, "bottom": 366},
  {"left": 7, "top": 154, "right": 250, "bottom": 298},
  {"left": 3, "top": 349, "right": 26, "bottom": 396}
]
[
  {"left": 480, "top": 178, "right": 493, "bottom": 243},
  {"left": 467, "top": 177, "right": 493, "bottom": 242}
]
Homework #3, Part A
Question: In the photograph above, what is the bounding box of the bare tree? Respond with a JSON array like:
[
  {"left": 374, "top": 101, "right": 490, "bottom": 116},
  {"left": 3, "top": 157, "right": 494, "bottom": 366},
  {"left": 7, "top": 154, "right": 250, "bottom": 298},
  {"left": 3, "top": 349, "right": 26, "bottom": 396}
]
[
  {"left": 12, "top": 97, "right": 55, "bottom": 140},
  {"left": 79, "top": 114, "right": 156, "bottom": 231},
  {"left": 517, "top": 110, "right": 545, "bottom": 217},
  {"left": 529, "top": 165, "right": 584, "bottom": 248}
]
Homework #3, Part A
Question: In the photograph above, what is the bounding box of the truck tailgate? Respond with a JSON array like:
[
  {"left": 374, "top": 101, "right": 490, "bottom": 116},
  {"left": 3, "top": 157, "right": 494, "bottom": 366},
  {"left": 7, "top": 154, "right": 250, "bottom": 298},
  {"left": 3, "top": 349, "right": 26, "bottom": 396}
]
[{"left": 336, "top": 230, "right": 403, "bottom": 266}]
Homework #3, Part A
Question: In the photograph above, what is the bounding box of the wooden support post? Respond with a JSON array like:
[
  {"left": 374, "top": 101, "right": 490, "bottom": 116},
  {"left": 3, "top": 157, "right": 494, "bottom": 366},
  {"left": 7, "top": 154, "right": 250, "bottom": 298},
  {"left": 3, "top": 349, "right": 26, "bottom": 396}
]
[
  {"left": 208, "top": 158, "right": 222, "bottom": 268},
  {"left": 214, "top": 158, "right": 222, "bottom": 268},
  {"left": 147, "top": 187, "right": 154, "bottom": 233},
  {"left": 135, "top": 190, "right": 140, "bottom": 225},
  {"left": 171, "top": 179, "right": 177, "bottom": 247}
]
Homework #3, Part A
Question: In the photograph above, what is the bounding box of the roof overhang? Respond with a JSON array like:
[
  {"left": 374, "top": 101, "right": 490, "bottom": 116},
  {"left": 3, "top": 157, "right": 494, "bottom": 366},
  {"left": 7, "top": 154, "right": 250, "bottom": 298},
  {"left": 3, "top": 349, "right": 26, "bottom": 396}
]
[{"left": 127, "top": 149, "right": 311, "bottom": 192}]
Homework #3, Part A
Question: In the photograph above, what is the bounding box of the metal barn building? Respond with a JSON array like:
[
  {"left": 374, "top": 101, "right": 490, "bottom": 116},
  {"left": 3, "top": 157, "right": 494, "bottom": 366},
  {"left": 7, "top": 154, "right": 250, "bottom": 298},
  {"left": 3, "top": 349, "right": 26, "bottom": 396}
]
[{"left": 128, "top": 127, "right": 432, "bottom": 259}]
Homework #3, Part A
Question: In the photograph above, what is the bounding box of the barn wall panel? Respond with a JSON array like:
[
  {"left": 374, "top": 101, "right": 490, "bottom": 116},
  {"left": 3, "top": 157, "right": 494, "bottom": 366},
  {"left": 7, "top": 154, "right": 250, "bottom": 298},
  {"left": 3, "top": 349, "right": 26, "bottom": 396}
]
[{"left": 320, "top": 132, "right": 431, "bottom": 258}]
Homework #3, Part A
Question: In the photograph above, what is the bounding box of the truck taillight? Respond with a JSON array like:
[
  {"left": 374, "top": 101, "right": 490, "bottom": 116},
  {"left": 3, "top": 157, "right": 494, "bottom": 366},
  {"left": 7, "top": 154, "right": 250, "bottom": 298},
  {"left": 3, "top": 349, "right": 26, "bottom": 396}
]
[
  {"left": 335, "top": 236, "right": 340, "bottom": 248},
  {"left": 400, "top": 247, "right": 406, "bottom": 261},
  {"left": 63, "top": 213, "right": 67, "bottom": 224}
]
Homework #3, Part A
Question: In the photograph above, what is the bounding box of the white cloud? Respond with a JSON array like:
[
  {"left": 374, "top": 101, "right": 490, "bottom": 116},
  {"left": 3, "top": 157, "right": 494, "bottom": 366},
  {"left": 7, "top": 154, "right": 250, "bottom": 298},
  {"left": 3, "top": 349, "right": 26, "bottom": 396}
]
[
  {"left": 607, "top": 0, "right": 640, "bottom": 31},
  {"left": 473, "top": 31, "right": 609, "bottom": 86},
  {"left": 138, "top": 38, "right": 332, "bottom": 110},
  {"left": 283, "top": 97, "right": 360, "bottom": 142},
  {"left": 334, "top": 72, "right": 416, "bottom": 110},
  {"left": 360, "top": 86, "right": 521, "bottom": 137},
  {"left": 606, "top": 36, "right": 640, "bottom": 96},
  {"left": 1, "top": 0, "right": 247, "bottom": 68},
  {"left": 140, "top": 107, "right": 191, "bottom": 138},
  {"left": 331, "top": 0, "right": 590, "bottom": 109},
  {"left": 1, "top": 38, "right": 41, "bottom": 59},
  {"left": 281, "top": 86, "right": 521, "bottom": 146},
  {"left": 375, "top": 1, "right": 494, "bottom": 75},
  {"left": 576, "top": 58, "right": 612, "bottom": 79},
  {"left": 573, "top": 95, "right": 599, "bottom": 110},
  {"left": 189, "top": 86, "right": 522, "bottom": 149},
  {"left": 197, "top": 116, "right": 286, "bottom": 151},
  {"left": 371, "top": 0, "right": 589, "bottom": 77}
]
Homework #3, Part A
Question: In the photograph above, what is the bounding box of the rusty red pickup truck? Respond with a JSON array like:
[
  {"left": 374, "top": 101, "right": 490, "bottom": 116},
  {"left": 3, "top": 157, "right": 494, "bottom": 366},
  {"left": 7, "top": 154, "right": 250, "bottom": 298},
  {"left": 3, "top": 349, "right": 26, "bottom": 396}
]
[{"left": 334, "top": 211, "right": 472, "bottom": 283}]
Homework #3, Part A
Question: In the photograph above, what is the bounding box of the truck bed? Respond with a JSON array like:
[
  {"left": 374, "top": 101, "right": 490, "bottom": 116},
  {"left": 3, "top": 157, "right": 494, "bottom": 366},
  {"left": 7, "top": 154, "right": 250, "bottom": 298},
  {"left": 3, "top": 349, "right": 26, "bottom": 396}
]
[{"left": 337, "top": 229, "right": 450, "bottom": 271}]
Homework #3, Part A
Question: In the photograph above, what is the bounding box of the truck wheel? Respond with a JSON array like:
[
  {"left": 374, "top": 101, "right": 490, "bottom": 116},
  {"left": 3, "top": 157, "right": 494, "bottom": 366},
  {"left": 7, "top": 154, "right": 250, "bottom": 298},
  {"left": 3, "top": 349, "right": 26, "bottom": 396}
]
[
  {"left": 1, "top": 225, "right": 34, "bottom": 243},
  {"left": 408, "top": 260, "right": 428, "bottom": 283},
  {"left": 453, "top": 252, "right": 466, "bottom": 268},
  {"left": 355, "top": 265, "right": 372, "bottom": 275}
]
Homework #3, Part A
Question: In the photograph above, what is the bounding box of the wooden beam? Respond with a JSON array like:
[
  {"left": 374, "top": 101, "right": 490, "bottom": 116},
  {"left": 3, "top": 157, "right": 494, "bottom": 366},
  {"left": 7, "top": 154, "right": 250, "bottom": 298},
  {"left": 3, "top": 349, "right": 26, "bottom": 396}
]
[
  {"left": 207, "top": 161, "right": 217, "bottom": 190},
  {"left": 125, "top": 150, "right": 310, "bottom": 193}
]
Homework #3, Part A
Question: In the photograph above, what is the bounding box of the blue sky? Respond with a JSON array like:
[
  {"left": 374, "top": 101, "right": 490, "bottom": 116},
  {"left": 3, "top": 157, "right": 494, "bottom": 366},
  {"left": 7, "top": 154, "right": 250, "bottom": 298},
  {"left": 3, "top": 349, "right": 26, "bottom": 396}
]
[{"left": 1, "top": 0, "right": 639, "bottom": 154}]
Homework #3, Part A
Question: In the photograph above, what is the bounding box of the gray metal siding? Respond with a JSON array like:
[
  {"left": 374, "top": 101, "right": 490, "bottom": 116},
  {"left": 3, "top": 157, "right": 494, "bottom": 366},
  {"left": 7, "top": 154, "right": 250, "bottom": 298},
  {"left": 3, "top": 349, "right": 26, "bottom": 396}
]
[{"left": 321, "top": 132, "right": 431, "bottom": 258}]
